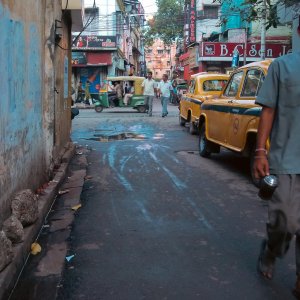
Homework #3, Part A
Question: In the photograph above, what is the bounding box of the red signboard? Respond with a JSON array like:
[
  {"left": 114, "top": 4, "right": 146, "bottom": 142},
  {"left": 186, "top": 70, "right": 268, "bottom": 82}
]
[
  {"left": 202, "top": 42, "right": 292, "bottom": 58},
  {"left": 189, "top": 0, "right": 196, "bottom": 44}
]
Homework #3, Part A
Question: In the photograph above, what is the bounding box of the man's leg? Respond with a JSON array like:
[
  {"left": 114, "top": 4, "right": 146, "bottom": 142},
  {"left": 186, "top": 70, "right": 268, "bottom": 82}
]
[
  {"left": 162, "top": 97, "right": 168, "bottom": 116},
  {"left": 258, "top": 175, "right": 299, "bottom": 279},
  {"left": 124, "top": 94, "right": 128, "bottom": 105},
  {"left": 148, "top": 96, "right": 153, "bottom": 116},
  {"left": 144, "top": 95, "right": 149, "bottom": 110}
]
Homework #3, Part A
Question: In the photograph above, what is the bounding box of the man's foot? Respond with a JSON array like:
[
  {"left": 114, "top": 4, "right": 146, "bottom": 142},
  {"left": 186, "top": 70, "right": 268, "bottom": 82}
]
[
  {"left": 162, "top": 114, "right": 165, "bottom": 118},
  {"left": 257, "top": 239, "right": 276, "bottom": 280},
  {"left": 148, "top": 114, "right": 152, "bottom": 117},
  {"left": 293, "top": 276, "right": 300, "bottom": 299}
]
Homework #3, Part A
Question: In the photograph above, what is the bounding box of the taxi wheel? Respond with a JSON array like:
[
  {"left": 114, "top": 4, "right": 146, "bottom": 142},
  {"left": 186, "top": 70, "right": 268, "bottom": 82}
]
[
  {"left": 95, "top": 105, "right": 104, "bottom": 113},
  {"left": 189, "top": 122, "right": 197, "bottom": 135},
  {"left": 179, "top": 115, "right": 186, "bottom": 126},
  {"left": 199, "top": 124, "right": 211, "bottom": 157}
]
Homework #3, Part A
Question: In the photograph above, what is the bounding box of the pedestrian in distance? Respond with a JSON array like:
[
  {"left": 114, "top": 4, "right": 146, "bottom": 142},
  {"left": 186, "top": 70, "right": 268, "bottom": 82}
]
[
  {"left": 253, "top": 16, "right": 300, "bottom": 298},
  {"left": 141, "top": 71, "right": 157, "bottom": 116},
  {"left": 170, "top": 72, "right": 179, "bottom": 104},
  {"left": 84, "top": 80, "right": 91, "bottom": 105},
  {"left": 123, "top": 81, "right": 134, "bottom": 106},
  {"left": 76, "top": 81, "right": 83, "bottom": 103},
  {"left": 158, "top": 74, "right": 173, "bottom": 117}
]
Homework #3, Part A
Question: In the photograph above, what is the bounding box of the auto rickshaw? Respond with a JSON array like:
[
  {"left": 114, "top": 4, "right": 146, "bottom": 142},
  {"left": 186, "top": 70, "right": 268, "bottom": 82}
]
[{"left": 94, "top": 76, "right": 147, "bottom": 113}]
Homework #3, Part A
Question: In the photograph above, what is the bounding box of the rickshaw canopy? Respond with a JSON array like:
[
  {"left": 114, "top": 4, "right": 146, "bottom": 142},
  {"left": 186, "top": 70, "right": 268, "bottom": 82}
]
[{"left": 106, "top": 76, "right": 145, "bottom": 95}]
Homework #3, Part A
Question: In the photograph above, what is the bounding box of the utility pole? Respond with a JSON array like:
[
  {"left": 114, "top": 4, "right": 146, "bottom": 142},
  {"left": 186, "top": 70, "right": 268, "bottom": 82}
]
[
  {"left": 244, "top": 26, "right": 248, "bottom": 65},
  {"left": 260, "top": 0, "right": 267, "bottom": 60}
]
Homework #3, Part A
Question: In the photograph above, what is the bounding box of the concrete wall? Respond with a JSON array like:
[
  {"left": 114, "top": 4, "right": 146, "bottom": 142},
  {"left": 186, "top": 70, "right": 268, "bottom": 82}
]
[{"left": 0, "top": 0, "right": 72, "bottom": 225}]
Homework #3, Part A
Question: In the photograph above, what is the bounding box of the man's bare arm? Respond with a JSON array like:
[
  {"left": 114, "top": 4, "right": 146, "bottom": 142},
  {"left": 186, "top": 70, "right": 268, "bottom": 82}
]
[{"left": 253, "top": 106, "right": 276, "bottom": 179}]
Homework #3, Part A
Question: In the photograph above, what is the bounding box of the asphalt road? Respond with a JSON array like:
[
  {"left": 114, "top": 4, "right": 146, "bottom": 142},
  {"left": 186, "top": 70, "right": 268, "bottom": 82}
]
[{"left": 10, "top": 100, "right": 297, "bottom": 300}]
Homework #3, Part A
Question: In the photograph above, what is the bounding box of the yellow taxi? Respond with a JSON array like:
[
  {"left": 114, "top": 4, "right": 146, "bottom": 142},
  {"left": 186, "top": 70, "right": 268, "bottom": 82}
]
[
  {"left": 179, "top": 73, "right": 229, "bottom": 134},
  {"left": 198, "top": 60, "right": 272, "bottom": 184}
]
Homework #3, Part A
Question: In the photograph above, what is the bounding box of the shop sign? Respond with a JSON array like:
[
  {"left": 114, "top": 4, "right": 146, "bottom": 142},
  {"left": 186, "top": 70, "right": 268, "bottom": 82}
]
[
  {"left": 188, "top": 47, "right": 198, "bottom": 69},
  {"left": 189, "top": 0, "right": 196, "bottom": 45},
  {"left": 184, "top": 0, "right": 196, "bottom": 48},
  {"left": 72, "top": 35, "right": 117, "bottom": 50},
  {"left": 202, "top": 42, "right": 292, "bottom": 59},
  {"left": 72, "top": 52, "right": 87, "bottom": 65}
]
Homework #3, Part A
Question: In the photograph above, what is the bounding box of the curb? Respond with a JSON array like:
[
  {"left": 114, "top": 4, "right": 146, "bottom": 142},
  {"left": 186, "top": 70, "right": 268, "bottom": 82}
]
[{"left": 0, "top": 143, "right": 76, "bottom": 300}]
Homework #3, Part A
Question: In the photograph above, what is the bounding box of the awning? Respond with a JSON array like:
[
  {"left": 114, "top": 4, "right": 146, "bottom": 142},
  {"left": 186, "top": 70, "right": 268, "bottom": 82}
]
[{"left": 86, "top": 52, "right": 112, "bottom": 65}]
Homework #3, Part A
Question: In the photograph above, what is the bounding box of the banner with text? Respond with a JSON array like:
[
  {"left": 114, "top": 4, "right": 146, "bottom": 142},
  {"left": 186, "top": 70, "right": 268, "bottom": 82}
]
[
  {"left": 72, "top": 35, "right": 117, "bottom": 50},
  {"left": 201, "top": 42, "right": 292, "bottom": 59}
]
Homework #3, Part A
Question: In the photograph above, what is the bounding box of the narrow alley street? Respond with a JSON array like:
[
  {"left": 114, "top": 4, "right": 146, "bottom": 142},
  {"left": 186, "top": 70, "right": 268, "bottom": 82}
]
[{"left": 11, "top": 101, "right": 296, "bottom": 299}]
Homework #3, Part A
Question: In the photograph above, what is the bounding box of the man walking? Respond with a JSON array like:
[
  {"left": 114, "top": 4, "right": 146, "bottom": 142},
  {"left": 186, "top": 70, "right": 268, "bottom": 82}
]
[
  {"left": 142, "top": 71, "right": 156, "bottom": 116},
  {"left": 253, "top": 17, "right": 300, "bottom": 298},
  {"left": 158, "top": 74, "right": 173, "bottom": 117}
]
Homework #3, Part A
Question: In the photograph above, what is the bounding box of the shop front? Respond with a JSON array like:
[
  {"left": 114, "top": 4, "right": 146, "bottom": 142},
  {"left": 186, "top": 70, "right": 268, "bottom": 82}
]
[
  {"left": 198, "top": 42, "right": 292, "bottom": 73},
  {"left": 72, "top": 51, "right": 112, "bottom": 100}
]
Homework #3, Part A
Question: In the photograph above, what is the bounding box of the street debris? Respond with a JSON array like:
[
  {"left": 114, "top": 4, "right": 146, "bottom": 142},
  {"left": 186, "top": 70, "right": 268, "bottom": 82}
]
[
  {"left": 58, "top": 189, "right": 70, "bottom": 195},
  {"left": 71, "top": 204, "right": 82, "bottom": 211},
  {"left": 31, "top": 242, "right": 42, "bottom": 255},
  {"left": 65, "top": 254, "right": 75, "bottom": 262}
]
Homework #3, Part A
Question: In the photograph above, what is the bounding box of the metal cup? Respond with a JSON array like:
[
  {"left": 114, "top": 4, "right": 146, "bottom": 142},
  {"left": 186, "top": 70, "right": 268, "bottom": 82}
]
[{"left": 258, "top": 175, "right": 278, "bottom": 200}]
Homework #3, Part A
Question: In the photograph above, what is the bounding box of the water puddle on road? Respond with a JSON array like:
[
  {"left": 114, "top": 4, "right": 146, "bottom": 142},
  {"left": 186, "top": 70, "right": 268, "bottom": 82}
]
[
  {"left": 87, "top": 132, "right": 147, "bottom": 142},
  {"left": 85, "top": 126, "right": 165, "bottom": 142}
]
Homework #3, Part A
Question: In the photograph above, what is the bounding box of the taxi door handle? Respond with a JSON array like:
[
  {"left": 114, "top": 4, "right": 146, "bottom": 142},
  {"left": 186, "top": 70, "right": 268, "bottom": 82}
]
[{"left": 228, "top": 100, "right": 234, "bottom": 103}]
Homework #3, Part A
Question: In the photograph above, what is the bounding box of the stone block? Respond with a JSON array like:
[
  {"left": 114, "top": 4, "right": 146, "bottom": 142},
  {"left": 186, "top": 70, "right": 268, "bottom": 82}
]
[
  {"left": 3, "top": 215, "right": 24, "bottom": 244},
  {"left": 11, "top": 189, "right": 38, "bottom": 227},
  {"left": 0, "top": 231, "right": 13, "bottom": 272}
]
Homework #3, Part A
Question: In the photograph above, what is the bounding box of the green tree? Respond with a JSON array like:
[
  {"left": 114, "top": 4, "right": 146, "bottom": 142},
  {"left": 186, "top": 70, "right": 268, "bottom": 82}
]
[{"left": 143, "top": 0, "right": 185, "bottom": 46}]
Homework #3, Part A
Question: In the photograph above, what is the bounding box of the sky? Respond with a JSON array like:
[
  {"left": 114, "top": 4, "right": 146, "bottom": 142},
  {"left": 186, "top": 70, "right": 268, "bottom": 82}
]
[{"left": 139, "top": 0, "right": 157, "bottom": 15}]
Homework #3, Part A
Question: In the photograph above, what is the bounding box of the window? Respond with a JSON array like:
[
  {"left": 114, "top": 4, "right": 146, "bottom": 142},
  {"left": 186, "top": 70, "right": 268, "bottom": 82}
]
[
  {"left": 224, "top": 72, "right": 243, "bottom": 97},
  {"left": 167, "top": 61, "right": 170, "bottom": 66},
  {"left": 200, "top": 6, "right": 219, "bottom": 20},
  {"left": 147, "top": 49, "right": 152, "bottom": 54},
  {"left": 203, "top": 80, "right": 228, "bottom": 92},
  {"left": 157, "top": 50, "right": 164, "bottom": 54},
  {"left": 241, "top": 69, "right": 265, "bottom": 97},
  {"left": 166, "top": 49, "right": 171, "bottom": 54},
  {"left": 188, "top": 80, "right": 196, "bottom": 94}
]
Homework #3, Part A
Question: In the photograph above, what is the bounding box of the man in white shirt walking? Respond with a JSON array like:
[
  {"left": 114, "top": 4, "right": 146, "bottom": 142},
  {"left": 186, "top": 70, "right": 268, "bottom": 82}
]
[
  {"left": 158, "top": 74, "right": 173, "bottom": 117},
  {"left": 142, "top": 71, "right": 156, "bottom": 116}
]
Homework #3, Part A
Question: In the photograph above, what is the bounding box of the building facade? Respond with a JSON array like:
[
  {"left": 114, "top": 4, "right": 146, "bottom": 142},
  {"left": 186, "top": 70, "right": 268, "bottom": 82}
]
[
  {"left": 178, "top": 0, "right": 293, "bottom": 80},
  {"left": 0, "top": 0, "right": 83, "bottom": 229},
  {"left": 71, "top": 0, "right": 145, "bottom": 99},
  {"left": 145, "top": 39, "right": 177, "bottom": 80}
]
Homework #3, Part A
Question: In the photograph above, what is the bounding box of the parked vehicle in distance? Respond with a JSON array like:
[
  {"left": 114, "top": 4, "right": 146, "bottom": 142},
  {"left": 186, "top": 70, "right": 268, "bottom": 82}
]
[
  {"left": 94, "top": 76, "right": 147, "bottom": 113},
  {"left": 198, "top": 60, "right": 272, "bottom": 185},
  {"left": 177, "top": 80, "right": 188, "bottom": 102},
  {"left": 179, "top": 73, "right": 229, "bottom": 134}
]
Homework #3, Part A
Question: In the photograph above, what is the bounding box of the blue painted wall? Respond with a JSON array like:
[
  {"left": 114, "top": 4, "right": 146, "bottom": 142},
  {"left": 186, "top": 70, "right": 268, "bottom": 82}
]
[
  {"left": 0, "top": 2, "right": 45, "bottom": 222},
  {"left": 221, "top": 0, "right": 251, "bottom": 33}
]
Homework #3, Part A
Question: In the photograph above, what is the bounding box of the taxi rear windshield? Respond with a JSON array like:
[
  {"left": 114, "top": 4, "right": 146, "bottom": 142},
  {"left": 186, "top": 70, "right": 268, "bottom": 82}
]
[{"left": 203, "top": 80, "right": 227, "bottom": 92}]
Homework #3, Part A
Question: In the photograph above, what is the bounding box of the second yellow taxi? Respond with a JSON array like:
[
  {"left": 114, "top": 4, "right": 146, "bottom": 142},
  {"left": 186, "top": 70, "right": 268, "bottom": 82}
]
[{"left": 179, "top": 73, "right": 229, "bottom": 134}]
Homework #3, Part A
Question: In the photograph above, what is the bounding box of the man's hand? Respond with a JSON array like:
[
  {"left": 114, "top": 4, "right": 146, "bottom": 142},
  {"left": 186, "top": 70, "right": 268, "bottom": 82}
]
[{"left": 253, "top": 156, "right": 270, "bottom": 179}]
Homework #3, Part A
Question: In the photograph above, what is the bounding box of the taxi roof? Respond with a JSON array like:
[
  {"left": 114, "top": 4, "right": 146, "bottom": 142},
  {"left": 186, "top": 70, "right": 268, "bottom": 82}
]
[
  {"left": 107, "top": 76, "right": 145, "bottom": 81},
  {"left": 190, "top": 72, "right": 229, "bottom": 80},
  {"left": 238, "top": 59, "right": 273, "bottom": 72}
]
